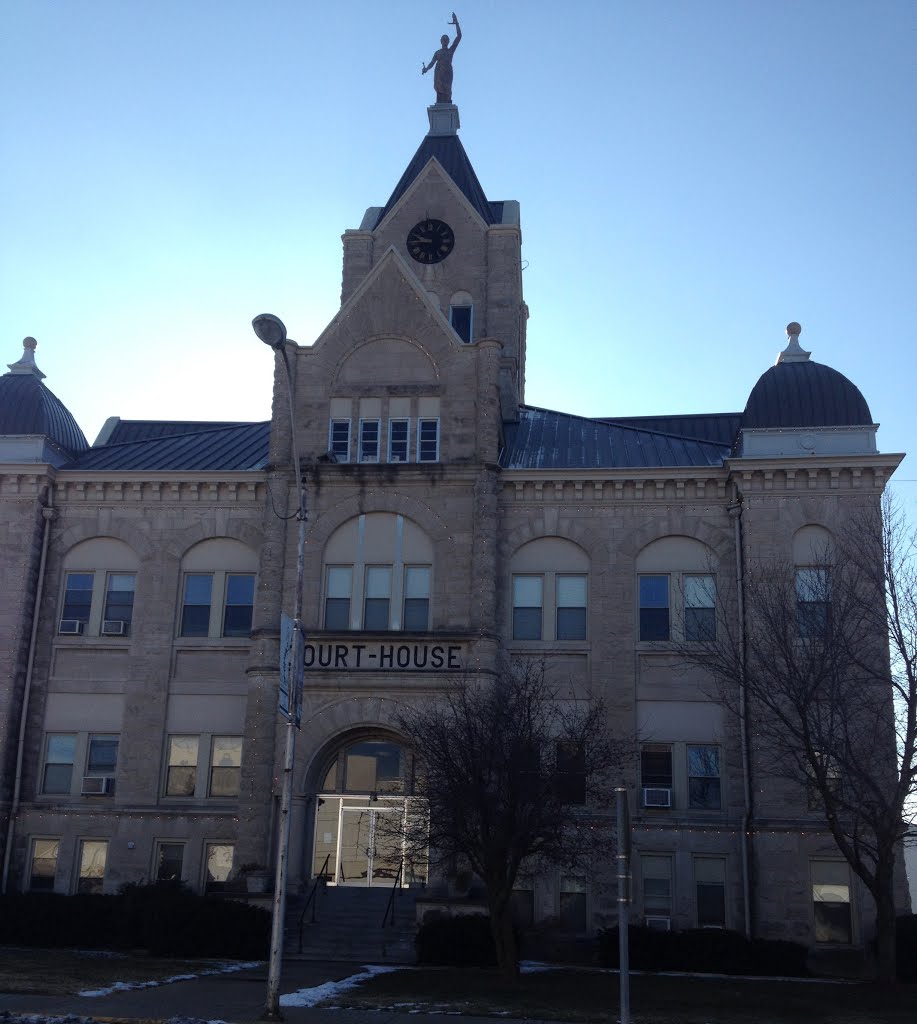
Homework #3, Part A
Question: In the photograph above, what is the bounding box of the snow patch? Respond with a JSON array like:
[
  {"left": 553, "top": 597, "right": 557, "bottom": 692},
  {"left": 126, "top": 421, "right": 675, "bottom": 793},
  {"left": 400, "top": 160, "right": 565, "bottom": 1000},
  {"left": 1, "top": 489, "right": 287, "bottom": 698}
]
[
  {"left": 77, "top": 960, "right": 261, "bottom": 997},
  {"left": 280, "top": 964, "right": 402, "bottom": 1007}
]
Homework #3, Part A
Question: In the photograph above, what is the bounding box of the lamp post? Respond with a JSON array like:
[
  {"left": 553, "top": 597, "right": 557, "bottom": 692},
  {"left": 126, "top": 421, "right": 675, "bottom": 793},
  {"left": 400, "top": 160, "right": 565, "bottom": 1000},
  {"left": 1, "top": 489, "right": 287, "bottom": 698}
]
[{"left": 253, "top": 313, "right": 306, "bottom": 1021}]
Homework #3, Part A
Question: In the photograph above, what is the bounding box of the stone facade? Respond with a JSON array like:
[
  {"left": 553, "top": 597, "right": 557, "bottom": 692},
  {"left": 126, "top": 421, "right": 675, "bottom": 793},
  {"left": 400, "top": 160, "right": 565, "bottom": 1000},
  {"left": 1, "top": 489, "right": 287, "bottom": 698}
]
[{"left": 0, "top": 103, "right": 908, "bottom": 963}]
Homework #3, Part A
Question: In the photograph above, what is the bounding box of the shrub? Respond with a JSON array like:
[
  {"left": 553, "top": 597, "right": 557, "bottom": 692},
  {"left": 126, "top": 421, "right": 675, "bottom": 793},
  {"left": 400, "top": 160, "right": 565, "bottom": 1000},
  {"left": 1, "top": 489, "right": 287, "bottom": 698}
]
[
  {"left": 598, "top": 925, "right": 808, "bottom": 977},
  {"left": 0, "top": 884, "right": 270, "bottom": 960},
  {"left": 416, "top": 913, "right": 497, "bottom": 966}
]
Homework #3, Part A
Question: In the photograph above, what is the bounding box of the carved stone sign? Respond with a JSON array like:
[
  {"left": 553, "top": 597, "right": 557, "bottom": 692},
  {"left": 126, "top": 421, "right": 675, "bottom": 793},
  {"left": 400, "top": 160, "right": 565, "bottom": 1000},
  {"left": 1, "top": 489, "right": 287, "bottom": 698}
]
[{"left": 303, "top": 641, "right": 463, "bottom": 672}]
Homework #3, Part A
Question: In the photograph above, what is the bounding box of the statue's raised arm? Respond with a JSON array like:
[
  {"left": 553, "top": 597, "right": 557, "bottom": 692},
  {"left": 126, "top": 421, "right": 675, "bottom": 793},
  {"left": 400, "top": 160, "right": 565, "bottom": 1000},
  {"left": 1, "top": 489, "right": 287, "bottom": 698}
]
[{"left": 421, "top": 12, "right": 461, "bottom": 104}]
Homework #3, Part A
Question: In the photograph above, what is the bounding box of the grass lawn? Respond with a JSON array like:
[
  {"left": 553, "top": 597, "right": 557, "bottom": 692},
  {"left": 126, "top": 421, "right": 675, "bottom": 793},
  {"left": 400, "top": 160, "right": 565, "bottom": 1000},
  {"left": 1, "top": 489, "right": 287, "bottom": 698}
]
[
  {"left": 317, "top": 965, "right": 917, "bottom": 1024},
  {"left": 0, "top": 946, "right": 249, "bottom": 996}
]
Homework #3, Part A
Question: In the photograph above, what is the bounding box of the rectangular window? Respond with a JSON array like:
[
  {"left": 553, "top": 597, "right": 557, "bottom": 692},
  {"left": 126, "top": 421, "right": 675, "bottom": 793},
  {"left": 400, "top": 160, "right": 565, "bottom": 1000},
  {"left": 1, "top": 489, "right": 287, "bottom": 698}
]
[
  {"left": 511, "top": 887, "right": 535, "bottom": 928},
  {"left": 642, "top": 745, "right": 673, "bottom": 807},
  {"left": 180, "top": 574, "right": 212, "bottom": 637},
  {"left": 639, "top": 575, "right": 670, "bottom": 641},
  {"left": 812, "top": 860, "right": 852, "bottom": 944},
  {"left": 359, "top": 419, "right": 381, "bottom": 463},
  {"left": 403, "top": 566, "right": 431, "bottom": 631},
  {"left": 30, "top": 838, "right": 59, "bottom": 891},
  {"left": 324, "top": 566, "right": 353, "bottom": 630},
  {"left": 43, "top": 734, "right": 76, "bottom": 795},
  {"left": 559, "top": 877, "right": 587, "bottom": 931},
  {"left": 102, "top": 573, "right": 135, "bottom": 631},
  {"left": 388, "top": 419, "right": 410, "bottom": 463},
  {"left": 222, "top": 573, "right": 255, "bottom": 637},
  {"left": 205, "top": 842, "right": 234, "bottom": 893},
  {"left": 556, "top": 575, "right": 587, "bottom": 640},
  {"left": 364, "top": 566, "right": 392, "bottom": 630},
  {"left": 165, "top": 735, "right": 199, "bottom": 796},
  {"left": 687, "top": 745, "right": 721, "bottom": 809},
  {"left": 695, "top": 857, "right": 727, "bottom": 928},
  {"left": 77, "top": 839, "right": 108, "bottom": 895},
  {"left": 210, "top": 736, "right": 242, "bottom": 797},
  {"left": 417, "top": 418, "right": 439, "bottom": 462},
  {"left": 685, "top": 575, "right": 716, "bottom": 641},
  {"left": 556, "top": 741, "right": 586, "bottom": 805},
  {"left": 642, "top": 855, "right": 673, "bottom": 920},
  {"left": 797, "top": 568, "right": 831, "bottom": 638},
  {"left": 61, "top": 571, "right": 94, "bottom": 627},
  {"left": 512, "top": 575, "right": 543, "bottom": 640},
  {"left": 87, "top": 734, "right": 118, "bottom": 778},
  {"left": 450, "top": 304, "right": 473, "bottom": 342},
  {"left": 329, "top": 419, "right": 351, "bottom": 463},
  {"left": 156, "top": 842, "right": 185, "bottom": 882}
]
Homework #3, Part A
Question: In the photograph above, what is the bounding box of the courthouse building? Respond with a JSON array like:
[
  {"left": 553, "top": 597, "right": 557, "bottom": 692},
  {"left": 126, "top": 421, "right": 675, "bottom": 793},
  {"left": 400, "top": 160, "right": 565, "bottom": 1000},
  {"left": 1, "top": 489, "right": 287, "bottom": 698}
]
[{"left": 0, "top": 93, "right": 908, "bottom": 955}]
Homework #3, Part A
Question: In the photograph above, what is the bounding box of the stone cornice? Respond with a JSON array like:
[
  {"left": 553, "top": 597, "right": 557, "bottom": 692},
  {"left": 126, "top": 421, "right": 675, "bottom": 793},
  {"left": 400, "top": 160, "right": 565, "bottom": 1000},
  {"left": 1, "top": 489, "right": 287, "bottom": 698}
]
[
  {"left": 726, "top": 452, "right": 904, "bottom": 493},
  {"left": 52, "top": 471, "right": 266, "bottom": 505},
  {"left": 500, "top": 466, "right": 730, "bottom": 503}
]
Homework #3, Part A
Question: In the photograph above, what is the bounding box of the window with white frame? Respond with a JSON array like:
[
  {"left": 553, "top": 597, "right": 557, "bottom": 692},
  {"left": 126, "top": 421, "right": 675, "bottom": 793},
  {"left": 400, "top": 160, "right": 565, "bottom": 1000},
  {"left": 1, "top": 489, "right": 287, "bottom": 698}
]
[
  {"left": 29, "top": 838, "right": 59, "bottom": 891},
  {"left": 510, "top": 538, "right": 590, "bottom": 643},
  {"left": 417, "top": 418, "right": 439, "bottom": 462},
  {"left": 42, "top": 734, "right": 76, "bottom": 794},
  {"left": 209, "top": 736, "right": 242, "bottom": 796},
  {"left": 687, "top": 745, "right": 721, "bottom": 809},
  {"left": 58, "top": 538, "right": 140, "bottom": 637},
  {"left": 321, "top": 514, "right": 434, "bottom": 632},
  {"left": 642, "top": 855, "right": 673, "bottom": 926},
  {"left": 177, "top": 538, "right": 258, "bottom": 640},
  {"left": 163, "top": 734, "right": 242, "bottom": 798},
  {"left": 329, "top": 418, "right": 351, "bottom": 462},
  {"left": 388, "top": 419, "right": 410, "bottom": 462},
  {"left": 156, "top": 842, "right": 185, "bottom": 882},
  {"left": 76, "top": 839, "right": 108, "bottom": 894},
  {"left": 204, "top": 843, "right": 234, "bottom": 893},
  {"left": 695, "top": 857, "right": 727, "bottom": 928},
  {"left": 811, "top": 860, "right": 852, "bottom": 943},
  {"left": 636, "top": 537, "right": 718, "bottom": 643},
  {"left": 359, "top": 418, "right": 381, "bottom": 462},
  {"left": 85, "top": 734, "right": 119, "bottom": 793},
  {"left": 165, "top": 735, "right": 199, "bottom": 796}
]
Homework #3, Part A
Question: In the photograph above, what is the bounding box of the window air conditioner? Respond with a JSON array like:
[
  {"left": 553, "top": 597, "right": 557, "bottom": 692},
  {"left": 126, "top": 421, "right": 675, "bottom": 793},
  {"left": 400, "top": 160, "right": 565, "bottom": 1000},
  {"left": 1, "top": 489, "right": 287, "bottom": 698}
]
[
  {"left": 101, "top": 619, "right": 128, "bottom": 635},
  {"left": 81, "top": 775, "right": 115, "bottom": 795},
  {"left": 645, "top": 916, "right": 671, "bottom": 931},
  {"left": 59, "top": 619, "right": 85, "bottom": 635},
  {"left": 643, "top": 786, "right": 672, "bottom": 808}
]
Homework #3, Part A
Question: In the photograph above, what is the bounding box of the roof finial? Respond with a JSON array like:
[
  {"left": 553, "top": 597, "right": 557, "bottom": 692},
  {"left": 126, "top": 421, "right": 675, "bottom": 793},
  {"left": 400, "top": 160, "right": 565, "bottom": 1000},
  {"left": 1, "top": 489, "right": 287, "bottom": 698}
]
[
  {"left": 7, "top": 337, "right": 46, "bottom": 379},
  {"left": 776, "top": 321, "right": 811, "bottom": 364}
]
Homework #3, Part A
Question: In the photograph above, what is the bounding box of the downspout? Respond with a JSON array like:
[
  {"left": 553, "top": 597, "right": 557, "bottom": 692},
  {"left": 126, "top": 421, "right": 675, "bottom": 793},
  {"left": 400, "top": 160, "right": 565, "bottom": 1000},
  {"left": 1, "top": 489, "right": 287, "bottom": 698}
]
[
  {"left": 2, "top": 485, "right": 55, "bottom": 893},
  {"left": 729, "top": 485, "right": 753, "bottom": 939}
]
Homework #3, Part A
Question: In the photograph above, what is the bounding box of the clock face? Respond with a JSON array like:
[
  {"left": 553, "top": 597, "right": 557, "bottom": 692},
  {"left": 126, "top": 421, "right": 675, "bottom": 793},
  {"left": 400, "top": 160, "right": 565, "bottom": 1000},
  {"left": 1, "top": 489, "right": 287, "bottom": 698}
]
[{"left": 406, "top": 219, "right": 455, "bottom": 264}]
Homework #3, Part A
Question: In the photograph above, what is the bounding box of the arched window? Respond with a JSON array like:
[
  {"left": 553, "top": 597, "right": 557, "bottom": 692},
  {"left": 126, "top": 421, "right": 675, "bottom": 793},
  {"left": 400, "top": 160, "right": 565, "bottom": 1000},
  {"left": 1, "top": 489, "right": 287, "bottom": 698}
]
[
  {"left": 636, "top": 536, "right": 717, "bottom": 642},
  {"left": 178, "top": 538, "right": 258, "bottom": 639},
  {"left": 510, "top": 537, "right": 589, "bottom": 642},
  {"left": 449, "top": 289, "right": 474, "bottom": 343},
  {"left": 322, "top": 513, "right": 434, "bottom": 632},
  {"left": 59, "top": 538, "right": 139, "bottom": 637}
]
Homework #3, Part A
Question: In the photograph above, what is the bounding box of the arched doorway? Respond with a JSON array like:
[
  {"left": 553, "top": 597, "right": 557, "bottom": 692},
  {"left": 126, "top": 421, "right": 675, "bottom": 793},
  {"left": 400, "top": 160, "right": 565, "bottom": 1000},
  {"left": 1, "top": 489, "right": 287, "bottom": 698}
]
[{"left": 311, "top": 738, "right": 426, "bottom": 887}]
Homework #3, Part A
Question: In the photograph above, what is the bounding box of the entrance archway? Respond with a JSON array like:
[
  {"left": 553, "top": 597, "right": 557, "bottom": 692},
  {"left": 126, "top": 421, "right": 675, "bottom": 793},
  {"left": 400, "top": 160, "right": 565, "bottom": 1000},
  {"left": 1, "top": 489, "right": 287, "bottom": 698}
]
[{"left": 311, "top": 738, "right": 426, "bottom": 887}]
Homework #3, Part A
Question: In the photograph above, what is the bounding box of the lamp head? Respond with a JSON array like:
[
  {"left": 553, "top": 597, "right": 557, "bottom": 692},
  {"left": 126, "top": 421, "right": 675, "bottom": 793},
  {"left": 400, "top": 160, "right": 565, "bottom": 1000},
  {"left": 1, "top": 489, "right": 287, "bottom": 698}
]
[{"left": 252, "top": 313, "right": 288, "bottom": 349}]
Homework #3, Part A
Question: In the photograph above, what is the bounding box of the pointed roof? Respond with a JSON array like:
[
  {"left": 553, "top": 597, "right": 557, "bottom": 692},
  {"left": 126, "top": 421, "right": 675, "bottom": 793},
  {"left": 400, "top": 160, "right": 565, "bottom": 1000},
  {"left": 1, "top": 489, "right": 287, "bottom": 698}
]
[{"left": 373, "top": 133, "right": 497, "bottom": 229}]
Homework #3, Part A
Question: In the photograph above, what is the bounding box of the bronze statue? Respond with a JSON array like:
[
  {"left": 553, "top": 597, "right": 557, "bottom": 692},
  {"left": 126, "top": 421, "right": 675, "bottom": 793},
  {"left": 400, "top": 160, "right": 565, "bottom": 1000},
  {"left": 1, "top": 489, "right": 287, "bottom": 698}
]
[{"left": 422, "top": 13, "right": 461, "bottom": 104}]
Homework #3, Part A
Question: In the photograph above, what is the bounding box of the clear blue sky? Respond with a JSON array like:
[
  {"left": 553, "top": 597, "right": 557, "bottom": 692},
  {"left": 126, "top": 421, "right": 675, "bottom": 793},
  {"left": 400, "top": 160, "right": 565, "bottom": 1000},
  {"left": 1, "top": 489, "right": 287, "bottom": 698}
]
[{"left": 2, "top": 1, "right": 914, "bottom": 501}]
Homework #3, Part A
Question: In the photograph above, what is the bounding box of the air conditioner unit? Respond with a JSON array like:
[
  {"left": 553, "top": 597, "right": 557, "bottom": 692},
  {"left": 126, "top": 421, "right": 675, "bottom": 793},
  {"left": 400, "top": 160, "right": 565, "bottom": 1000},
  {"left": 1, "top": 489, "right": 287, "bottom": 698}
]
[
  {"left": 81, "top": 775, "right": 115, "bottom": 795},
  {"left": 645, "top": 916, "right": 671, "bottom": 931},
  {"left": 101, "top": 619, "right": 128, "bottom": 635},
  {"left": 59, "top": 619, "right": 85, "bottom": 635},
  {"left": 643, "top": 786, "right": 672, "bottom": 808}
]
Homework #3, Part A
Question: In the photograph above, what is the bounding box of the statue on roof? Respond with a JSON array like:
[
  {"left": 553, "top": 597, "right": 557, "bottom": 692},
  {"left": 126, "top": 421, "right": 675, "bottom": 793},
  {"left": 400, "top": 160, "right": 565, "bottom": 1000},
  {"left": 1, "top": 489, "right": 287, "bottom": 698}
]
[{"left": 422, "top": 13, "right": 461, "bottom": 104}]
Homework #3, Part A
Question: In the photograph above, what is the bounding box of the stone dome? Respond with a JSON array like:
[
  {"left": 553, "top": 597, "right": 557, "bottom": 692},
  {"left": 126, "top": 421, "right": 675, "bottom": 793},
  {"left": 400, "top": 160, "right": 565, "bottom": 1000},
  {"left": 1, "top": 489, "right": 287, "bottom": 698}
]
[{"left": 0, "top": 340, "right": 88, "bottom": 454}]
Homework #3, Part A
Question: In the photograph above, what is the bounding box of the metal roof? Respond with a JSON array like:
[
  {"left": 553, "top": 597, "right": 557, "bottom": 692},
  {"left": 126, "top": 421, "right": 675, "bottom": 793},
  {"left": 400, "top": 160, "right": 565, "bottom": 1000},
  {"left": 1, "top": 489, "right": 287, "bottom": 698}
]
[
  {"left": 601, "top": 413, "right": 742, "bottom": 448},
  {"left": 373, "top": 133, "right": 496, "bottom": 228},
  {"left": 105, "top": 420, "right": 251, "bottom": 444},
  {"left": 0, "top": 372, "right": 89, "bottom": 453},
  {"left": 501, "top": 407, "right": 730, "bottom": 470},
  {"left": 66, "top": 422, "right": 270, "bottom": 472},
  {"left": 742, "top": 360, "right": 873, "bottom": 429}
]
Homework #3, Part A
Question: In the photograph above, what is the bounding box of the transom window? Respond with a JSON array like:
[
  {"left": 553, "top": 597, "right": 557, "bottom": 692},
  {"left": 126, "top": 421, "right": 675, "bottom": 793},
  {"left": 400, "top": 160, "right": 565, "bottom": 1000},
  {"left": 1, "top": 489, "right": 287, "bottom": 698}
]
[
  {"left": 322, "top": 739, "right": 410, "bottom": 796},
  {"left": 322, "top": 514, "right": 433, "bottom": 632}
]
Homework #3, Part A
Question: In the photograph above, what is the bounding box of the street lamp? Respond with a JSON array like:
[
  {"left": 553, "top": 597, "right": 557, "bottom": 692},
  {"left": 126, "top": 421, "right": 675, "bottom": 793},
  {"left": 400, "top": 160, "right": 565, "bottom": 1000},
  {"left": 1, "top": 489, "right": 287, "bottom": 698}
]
[{"left": 253, "top": 313, "right": 307, "bottom": 1021}]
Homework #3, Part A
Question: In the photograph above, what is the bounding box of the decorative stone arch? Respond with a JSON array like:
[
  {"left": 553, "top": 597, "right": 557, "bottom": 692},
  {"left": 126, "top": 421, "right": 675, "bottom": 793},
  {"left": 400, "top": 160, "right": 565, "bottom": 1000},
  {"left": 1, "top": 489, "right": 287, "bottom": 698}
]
[
  {"left": 329, "top": 333, "right": 441, "bottom": 390},
  {"left": 306, "top": 493, "right": 451, "bottom": 555},
  {"left": 51, "top": 519, "right": 154, "bottom": 562},
  {"left": 619, "top": 514, "right": 733, "bottom": 574},
  {"left": 165, "top": 516, "right": 264, "bottom": 563},
  {"left": 501, "top": 512, "right": 611, "bottom": 568}
]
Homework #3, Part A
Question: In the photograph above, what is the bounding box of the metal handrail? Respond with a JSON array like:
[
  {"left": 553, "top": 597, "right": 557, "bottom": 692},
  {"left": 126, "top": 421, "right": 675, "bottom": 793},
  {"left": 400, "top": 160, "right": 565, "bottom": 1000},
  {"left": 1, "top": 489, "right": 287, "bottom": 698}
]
[
  {"left": 297, "top": 854, "right": 330, "bottom": 953},
  {"left": 381, "top": 860, "right": 404, "bottom": 927}
]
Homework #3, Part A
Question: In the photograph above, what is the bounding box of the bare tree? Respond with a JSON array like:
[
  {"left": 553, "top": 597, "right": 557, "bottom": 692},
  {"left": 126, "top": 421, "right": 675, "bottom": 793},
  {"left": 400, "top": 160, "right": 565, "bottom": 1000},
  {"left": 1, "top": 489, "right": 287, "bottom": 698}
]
[
  {"left": 392, "top": 659, "right": 630, "bottom": 977},
  {"left": 676, "top": 494, "right": 916, "bottom": 982}
]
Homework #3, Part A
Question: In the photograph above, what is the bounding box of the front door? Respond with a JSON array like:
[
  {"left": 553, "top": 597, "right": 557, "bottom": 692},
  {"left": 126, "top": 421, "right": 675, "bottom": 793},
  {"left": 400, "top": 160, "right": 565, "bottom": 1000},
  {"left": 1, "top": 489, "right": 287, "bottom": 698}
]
[{"left": 313, "top": 796, "right": 407, "bottom": 887}]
